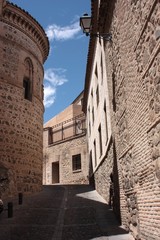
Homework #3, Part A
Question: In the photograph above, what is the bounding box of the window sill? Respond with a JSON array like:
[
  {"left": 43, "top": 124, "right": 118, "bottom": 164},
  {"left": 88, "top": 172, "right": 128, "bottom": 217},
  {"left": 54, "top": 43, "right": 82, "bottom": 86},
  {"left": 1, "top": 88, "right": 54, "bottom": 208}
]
[{"left": 72, "top": 169, "right": 82, "bottom": 173}]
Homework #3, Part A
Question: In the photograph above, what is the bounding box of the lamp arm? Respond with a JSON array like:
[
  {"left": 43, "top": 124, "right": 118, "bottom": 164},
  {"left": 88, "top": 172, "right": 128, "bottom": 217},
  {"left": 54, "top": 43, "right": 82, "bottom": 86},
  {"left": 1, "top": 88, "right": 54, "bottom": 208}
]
[
  {"left": 91, "top": 32, "right": 112, "bottom": 41},
  {"left": 85, "top": 32, "right": 112, "bottom": 41}
]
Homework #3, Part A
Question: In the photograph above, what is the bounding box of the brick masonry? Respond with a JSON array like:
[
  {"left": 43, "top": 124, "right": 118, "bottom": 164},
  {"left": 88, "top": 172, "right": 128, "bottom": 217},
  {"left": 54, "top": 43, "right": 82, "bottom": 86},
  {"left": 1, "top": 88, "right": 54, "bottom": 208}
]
[
  {"left": 84, "top": 0, "right": 160, "bottom": 239},
  {"left": 102, "top": 0, "right": 160, "bottom": 239},
  {"left": 0, "top": 0, "right": 49, "bottom": 198}
]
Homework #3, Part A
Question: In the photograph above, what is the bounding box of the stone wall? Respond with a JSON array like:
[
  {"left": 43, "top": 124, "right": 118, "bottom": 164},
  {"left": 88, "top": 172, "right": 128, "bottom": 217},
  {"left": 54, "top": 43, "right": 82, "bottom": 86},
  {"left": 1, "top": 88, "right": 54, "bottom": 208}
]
[
  {"left": 43, "top": 132, "right": 89, "bottom": 185},
  {"left": 103, "top": 0, "right": 160, "bottom": 239},
  {"left": 0, "top": 83, "right": 44, "bottom": 197},
  {"left": 94, "top": 140, "right": 113, "bottom": 201},
  {"left": 0, "top": 1, "right": 49, "bottom": 198},
  {"left": 43, "top": 92, "right": 88, "bottom": 185}
]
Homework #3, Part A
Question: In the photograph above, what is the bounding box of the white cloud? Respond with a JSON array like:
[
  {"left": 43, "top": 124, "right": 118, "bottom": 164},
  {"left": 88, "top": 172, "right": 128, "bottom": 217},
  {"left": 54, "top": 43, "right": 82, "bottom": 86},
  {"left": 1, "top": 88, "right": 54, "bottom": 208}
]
[
  {"left": 44, "top": 68, "right": 68, "bottom": 86},
  {"left": 43, "top": 68, "right": 68, "bottom": 108},
  {"left": 44, "top": 85, "right": 56, "bottom": 108},
  {"left": 44, "top": 19, "right": 79, "bottom": 108},
  {"left": 46, "top": 21, "right": 81, "bottom": 41}
]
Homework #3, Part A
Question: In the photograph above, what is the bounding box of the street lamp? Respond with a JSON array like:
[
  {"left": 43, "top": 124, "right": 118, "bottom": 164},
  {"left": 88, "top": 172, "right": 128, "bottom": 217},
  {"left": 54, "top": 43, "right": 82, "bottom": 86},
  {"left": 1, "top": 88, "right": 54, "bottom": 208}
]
[{"left": 80, "top": 13, "right": 112, "bottom": 41}]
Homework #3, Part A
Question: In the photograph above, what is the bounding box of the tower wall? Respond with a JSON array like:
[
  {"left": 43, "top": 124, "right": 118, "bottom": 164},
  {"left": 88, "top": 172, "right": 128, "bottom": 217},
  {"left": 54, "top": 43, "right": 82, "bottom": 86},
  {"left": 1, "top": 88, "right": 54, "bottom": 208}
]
[{"left": 0, "top": 1, "right": 49, "bottom": 197}]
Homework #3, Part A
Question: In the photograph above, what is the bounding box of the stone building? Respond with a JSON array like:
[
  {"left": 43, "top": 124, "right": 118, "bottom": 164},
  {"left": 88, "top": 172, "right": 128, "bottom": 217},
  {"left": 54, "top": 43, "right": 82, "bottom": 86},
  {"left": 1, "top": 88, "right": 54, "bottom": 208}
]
[
  {"left": 83, "top": 0, "right": 160, "bottom": 239},
  {"left": 43, "top": 91, "right": 89, "bottom": 185},
  {"left": 0, "top": 0, "right": 49, "bottom": 198}
]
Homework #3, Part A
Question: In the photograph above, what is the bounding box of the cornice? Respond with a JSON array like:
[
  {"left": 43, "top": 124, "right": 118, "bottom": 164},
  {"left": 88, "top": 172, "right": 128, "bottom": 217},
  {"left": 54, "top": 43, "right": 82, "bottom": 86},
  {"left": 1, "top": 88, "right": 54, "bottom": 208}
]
[
  {"left": 82, "top": 0, "right": 99, "bottom": 113},
  {"left": 82, "top": 0, "right": 115, "bottom": 113},
  {"left": 1, "top": 1, "right": 49, "bottom": 62}
]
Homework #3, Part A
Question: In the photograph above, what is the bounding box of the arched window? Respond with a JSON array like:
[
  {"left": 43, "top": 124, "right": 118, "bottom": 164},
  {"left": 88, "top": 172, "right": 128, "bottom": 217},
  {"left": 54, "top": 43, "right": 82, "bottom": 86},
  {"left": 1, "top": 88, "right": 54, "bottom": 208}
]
[{"left": 23, "top": 58, "right": 33, "bottom": 101}]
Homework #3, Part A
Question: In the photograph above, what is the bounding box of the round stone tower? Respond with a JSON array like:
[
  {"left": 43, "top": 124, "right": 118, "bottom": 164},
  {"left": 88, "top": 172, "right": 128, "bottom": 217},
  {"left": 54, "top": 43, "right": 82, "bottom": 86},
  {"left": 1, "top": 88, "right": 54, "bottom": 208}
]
[{"left": 0, "top": 0, "right": 49, "bottom": 197}]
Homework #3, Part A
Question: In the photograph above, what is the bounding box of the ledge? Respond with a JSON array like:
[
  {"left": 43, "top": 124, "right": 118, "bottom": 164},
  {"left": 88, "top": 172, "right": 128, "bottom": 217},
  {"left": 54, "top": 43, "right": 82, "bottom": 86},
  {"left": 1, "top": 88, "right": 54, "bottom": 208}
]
[
  {"left": 147, "top": 117, "right": 160, "bottom": 133},
  {"left": 1, "top": 1, "right": 49, "bottom": 62}
]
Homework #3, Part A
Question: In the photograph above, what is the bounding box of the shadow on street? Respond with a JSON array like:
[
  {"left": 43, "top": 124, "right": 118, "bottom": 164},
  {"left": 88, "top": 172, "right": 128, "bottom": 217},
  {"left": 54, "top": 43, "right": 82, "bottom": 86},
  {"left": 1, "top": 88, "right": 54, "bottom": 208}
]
[{"left": 0, "top": 185, "right": 133, "bottom": 240}]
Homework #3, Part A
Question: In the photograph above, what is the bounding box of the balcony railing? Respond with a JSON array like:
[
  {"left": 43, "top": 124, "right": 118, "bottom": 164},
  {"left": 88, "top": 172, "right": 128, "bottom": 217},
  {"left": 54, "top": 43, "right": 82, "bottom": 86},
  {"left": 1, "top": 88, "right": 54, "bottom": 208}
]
[{"left": 48, "top": 113, "right": 86, "bottom": 145}]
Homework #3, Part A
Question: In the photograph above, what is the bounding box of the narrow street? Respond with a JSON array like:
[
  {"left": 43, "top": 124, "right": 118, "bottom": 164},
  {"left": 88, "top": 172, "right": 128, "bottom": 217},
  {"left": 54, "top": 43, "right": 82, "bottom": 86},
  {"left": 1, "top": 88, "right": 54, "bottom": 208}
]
[{"left": 0, "top": 185, "right": 134, "bottom": 240}]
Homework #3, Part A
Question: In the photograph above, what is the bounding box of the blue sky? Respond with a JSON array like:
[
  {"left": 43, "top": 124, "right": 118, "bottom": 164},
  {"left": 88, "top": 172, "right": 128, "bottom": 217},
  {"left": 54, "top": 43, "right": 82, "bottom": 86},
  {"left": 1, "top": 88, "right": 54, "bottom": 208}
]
[{"left": 10, "top": 0, "right": 90, "bottom": 123}]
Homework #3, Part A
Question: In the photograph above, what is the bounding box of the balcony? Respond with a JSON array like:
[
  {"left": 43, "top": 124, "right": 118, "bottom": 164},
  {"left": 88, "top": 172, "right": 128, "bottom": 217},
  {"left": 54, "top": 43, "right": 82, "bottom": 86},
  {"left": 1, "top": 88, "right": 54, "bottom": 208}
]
[{"left": 48, "top": 113, "right": 86, "bottom": 145}]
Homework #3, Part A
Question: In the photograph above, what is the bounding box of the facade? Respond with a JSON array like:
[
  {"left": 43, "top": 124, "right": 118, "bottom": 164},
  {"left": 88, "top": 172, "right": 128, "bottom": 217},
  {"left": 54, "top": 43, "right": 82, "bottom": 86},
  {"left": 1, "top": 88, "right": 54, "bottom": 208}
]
[
  {"left": 43, "top": 92, "right": 89, "bottom": 185},
  {"left": 0, "top": 0, "right": 49, "bottom": 198},
  {"left": 83, "top": 0, "right": 160, "bottom": 240}
]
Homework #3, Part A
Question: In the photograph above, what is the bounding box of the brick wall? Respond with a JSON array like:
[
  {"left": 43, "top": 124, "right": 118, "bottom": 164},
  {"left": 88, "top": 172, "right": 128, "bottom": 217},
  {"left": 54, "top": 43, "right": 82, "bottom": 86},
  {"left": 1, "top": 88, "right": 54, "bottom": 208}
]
[{"left": 103, "top": 0, "right": 160, "bottom": 239}]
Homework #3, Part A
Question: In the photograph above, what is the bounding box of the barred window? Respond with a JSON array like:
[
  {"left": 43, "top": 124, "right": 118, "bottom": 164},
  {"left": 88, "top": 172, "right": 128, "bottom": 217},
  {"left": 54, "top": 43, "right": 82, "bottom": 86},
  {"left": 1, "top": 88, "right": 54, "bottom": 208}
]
[
  {"left": 96, "top": 85, "right": 99, "bottom": 106},
  {"left": 94, "top": 140, "right": 97, "bottom": 167},
  {"left": 98, "top": 124, "right": 103, "bottom": 157},
  {"left": 104, "top": 100, "right": 108, "bottom": 144},
  {"left": 23, "top": 58, "right": 33, "bottom": 101},
  {"left": 23, "top": 77, "right": 31, "bottom": 100},
  {"left": 92, "top": 107, "right": 94, "bottom": 124},
  {"left": 72, "top": 154, "right": 81, "bottom": 171}
]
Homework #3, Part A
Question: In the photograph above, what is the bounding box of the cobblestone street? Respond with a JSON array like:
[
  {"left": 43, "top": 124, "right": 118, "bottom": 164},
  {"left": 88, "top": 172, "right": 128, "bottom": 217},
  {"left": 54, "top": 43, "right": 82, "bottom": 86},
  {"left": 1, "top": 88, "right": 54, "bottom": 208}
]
[{"left": 0, "top": 185, "right": 134, "bottom": 240}]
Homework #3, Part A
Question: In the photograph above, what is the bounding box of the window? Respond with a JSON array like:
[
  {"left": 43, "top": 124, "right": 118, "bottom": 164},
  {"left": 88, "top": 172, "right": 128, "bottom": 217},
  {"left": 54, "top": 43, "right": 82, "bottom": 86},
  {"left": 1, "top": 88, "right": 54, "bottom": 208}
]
[
  {"left": 98, "top": 124, "right": 103, "bottom": 157},
  {"left": 94, "top": 140, "right": 97, "bottom": 167},
  {"left": 23, "top": 77, "right": 31, "bottom": 100},
  {"left": 96, "top": 85, "right": 99, "bottom": 106},
  {"left": 104, "top": 101, "right": 108, "bottom": 143},
  {"left": 72, "top": 154, "right": 81, "bottom": 171},
  {"left": 92, "top": 107, "right": 94, "bottom": 124},
  {"left": 89, "top": 150, "right": 93, "bottom": 176},
  {"left": 91, "top": 89, "right": 93, "bottom": 107},
  {"left": 23, "top": 58, "right": 33, "bottom": 101},
  {"left": 95, "top": 64, "right": 98, "bottom": 79}
]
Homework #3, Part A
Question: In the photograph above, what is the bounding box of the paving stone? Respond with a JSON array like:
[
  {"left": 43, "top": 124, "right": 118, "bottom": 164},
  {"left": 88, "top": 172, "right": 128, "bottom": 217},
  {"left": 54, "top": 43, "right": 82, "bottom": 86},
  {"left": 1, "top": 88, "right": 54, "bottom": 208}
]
[
  {"left": 10, "top": 226, "right": 55, "bottom": 240},
  {"left": 0, "top": 185, "right": 134, "bottom": 240},
  {"left": 64, "top": 207, "right": 96, "bottom": 225},
  {"left": 62, "top": 224, "right": 103, "bottom": 240}
]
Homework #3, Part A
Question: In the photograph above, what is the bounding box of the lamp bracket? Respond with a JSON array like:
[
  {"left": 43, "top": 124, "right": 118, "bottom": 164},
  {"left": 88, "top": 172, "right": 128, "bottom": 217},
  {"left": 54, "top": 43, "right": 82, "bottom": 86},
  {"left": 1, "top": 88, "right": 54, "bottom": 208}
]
[{"left": 88, "top": 33, "right": 112, "bottom": 41}]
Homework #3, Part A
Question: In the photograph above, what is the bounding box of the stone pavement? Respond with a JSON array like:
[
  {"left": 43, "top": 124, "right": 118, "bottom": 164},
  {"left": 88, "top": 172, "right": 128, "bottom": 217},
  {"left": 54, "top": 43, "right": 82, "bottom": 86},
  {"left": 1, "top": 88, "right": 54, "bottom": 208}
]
[{"left": 0, "top": 185, "right": 134, "bottom": 240}]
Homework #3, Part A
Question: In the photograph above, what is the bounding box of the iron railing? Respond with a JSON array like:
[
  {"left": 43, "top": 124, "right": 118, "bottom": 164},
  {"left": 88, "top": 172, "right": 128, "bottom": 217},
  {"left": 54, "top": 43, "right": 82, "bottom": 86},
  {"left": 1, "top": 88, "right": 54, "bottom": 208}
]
[{"left": 48, "top": 113, "right": 86, "bottom": 144}]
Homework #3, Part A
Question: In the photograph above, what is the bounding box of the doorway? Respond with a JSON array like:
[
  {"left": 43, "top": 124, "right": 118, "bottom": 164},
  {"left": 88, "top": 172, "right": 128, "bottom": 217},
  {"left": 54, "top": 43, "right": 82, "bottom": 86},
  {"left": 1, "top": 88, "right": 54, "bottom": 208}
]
[{"left": 52, "top": 162, "right": 59, "bottom": 184}]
